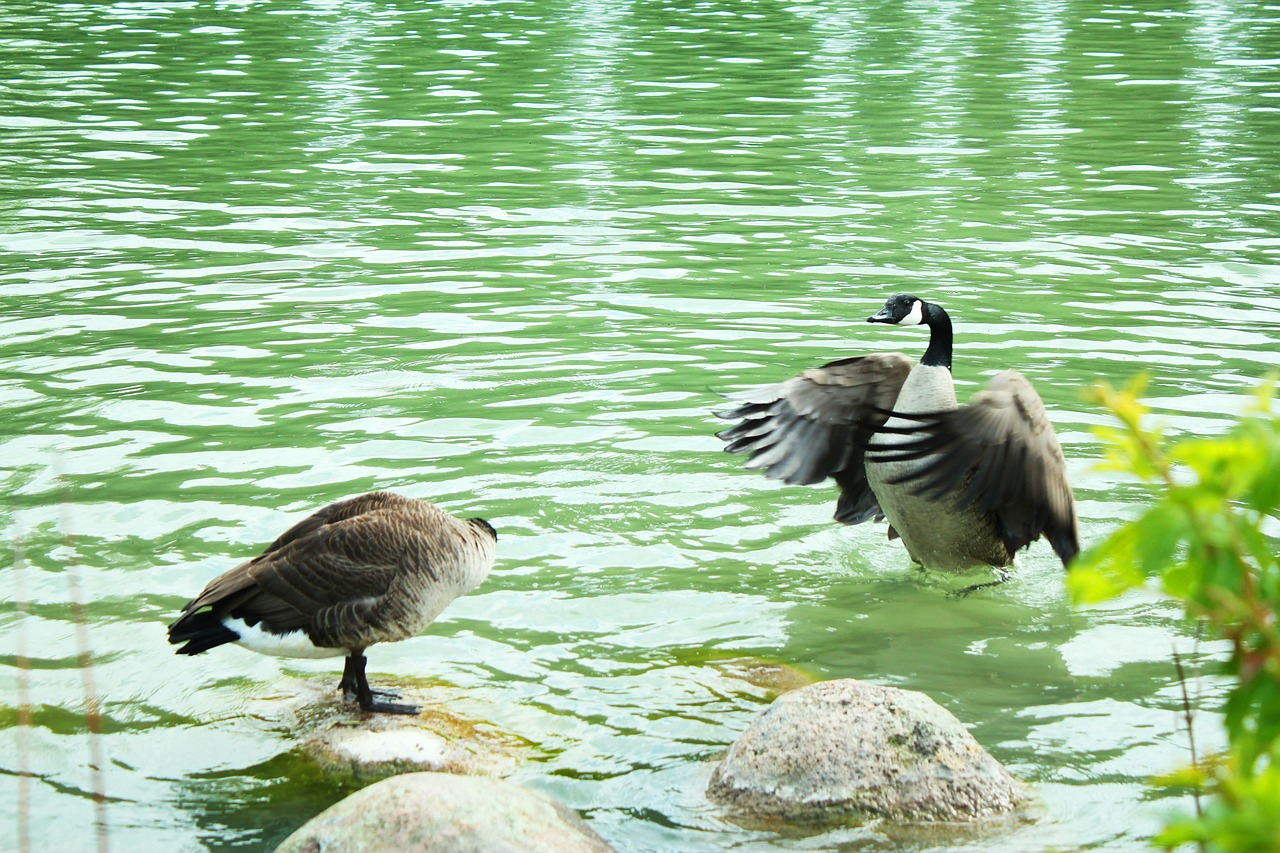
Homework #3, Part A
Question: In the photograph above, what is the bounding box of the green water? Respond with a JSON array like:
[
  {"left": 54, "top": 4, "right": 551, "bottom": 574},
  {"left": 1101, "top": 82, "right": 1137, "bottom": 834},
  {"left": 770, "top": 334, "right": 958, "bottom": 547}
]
[{"left": 3, "top": 1, "right": 1279, "bottom": 850}]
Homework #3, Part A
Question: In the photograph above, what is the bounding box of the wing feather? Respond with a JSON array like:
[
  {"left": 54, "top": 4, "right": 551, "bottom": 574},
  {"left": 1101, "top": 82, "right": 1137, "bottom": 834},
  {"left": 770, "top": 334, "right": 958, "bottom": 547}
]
[
  {"left": 717, "top": 353, "right": 913, "bottom": 523},
  {"left": 868, "top": 370, "right": 1079, "bottom": 565},
  {"left": 174, "top": 497, "right": 432, "bottom": 642}
]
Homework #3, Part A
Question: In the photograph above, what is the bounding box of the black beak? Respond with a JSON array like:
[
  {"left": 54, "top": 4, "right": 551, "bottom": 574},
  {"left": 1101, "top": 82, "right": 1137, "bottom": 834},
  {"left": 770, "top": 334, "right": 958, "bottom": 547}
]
[{"left": 867, "top": 308, "right": 894, "bottom": 324}]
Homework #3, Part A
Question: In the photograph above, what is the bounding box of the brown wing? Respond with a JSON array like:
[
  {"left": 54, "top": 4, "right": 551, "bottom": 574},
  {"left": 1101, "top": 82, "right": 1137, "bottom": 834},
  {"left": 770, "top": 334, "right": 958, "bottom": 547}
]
[
  {"left": 257, "top": 491, "right": 419, "bottom": 555},
  {"left": 716, "top": 353, "right": 913, "bottom": 524},
  {"left": 246, "top": 513, "right": 413, "bottom": 646},
  {"left": 868, "top": 370, "right": 1079, "bottom": 565},
  {"left": 176, "top": 496, "right": 415, "bottom": 642}
]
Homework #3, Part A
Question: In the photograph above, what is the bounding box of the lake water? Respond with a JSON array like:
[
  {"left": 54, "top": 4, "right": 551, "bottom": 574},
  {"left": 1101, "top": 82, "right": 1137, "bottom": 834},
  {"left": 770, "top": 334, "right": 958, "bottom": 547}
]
[{"left": 3, "top": 1, "right": 1279, "bottom": 850}]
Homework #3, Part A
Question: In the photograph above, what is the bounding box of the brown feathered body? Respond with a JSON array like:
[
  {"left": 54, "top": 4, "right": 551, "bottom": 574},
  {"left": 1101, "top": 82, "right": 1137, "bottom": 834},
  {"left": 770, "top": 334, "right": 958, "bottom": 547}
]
[{"left": 168, "top": 492, "right": 496, "bottom": 713}]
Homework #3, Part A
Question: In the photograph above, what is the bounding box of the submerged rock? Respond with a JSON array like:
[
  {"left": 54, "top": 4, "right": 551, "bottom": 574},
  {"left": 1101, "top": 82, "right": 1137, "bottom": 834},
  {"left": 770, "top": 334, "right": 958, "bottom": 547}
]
[
  {"left": 276, "top": 771, "right": 617, "bottom": 853},
  {"left": 261, "top": 677, "right": 525, "bottom": 781},
  {"left": 708, "top": 678, "right": 1028, "bottom": 823},
  {"left": 710, "top": 656, "right": 814, "bottom": 696}
]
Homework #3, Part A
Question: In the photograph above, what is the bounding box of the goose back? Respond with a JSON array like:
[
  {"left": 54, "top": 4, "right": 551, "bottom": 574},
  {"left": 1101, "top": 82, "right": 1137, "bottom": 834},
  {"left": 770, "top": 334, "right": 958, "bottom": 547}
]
[{"left": 170, "top": 492, "right": 496, "bottom": 655}]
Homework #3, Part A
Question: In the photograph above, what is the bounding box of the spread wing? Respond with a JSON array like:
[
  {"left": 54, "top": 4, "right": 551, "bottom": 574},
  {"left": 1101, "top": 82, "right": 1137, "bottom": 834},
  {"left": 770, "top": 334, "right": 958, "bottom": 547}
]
[
  {"left": 716, "top": 353, "right": 913, "bottom": 524},
  {"left": 867, "top": 370, "right": 1079, "bottom": 565}
]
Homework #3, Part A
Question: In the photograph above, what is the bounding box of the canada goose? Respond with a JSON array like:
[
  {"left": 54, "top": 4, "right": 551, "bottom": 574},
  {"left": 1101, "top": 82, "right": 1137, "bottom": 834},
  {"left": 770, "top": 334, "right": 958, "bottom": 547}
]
[
  {"left": 716, "top": 294, "right": 1077, "bottom": 575},
  {"left": 168, "top": 491, "right": 497, "bottom": 714}
]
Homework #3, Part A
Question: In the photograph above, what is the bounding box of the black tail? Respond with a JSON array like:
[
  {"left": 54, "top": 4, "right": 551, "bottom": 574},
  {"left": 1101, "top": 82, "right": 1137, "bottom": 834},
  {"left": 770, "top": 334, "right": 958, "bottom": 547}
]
[{"left": 168, "top": 609, "right": 239, "bottom": 655}]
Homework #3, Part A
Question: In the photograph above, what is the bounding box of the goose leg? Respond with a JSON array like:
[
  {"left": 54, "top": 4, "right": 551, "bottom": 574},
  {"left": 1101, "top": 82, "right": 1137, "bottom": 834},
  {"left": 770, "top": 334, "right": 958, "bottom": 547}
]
[
  {"left": 948, "top": 565, "right": 1015, "bottom": 599},
  {"left": 339, "top": 653, "right": 420, "bottom": 715},
  {"left": 336, "top": 667, "right": 400, "bottom": 700},
  {"left": 338, "top": 682, "right": 402, "bottom": 701},
  {"left": 336, "top": 668, "right": 400, "bottom": 700}
]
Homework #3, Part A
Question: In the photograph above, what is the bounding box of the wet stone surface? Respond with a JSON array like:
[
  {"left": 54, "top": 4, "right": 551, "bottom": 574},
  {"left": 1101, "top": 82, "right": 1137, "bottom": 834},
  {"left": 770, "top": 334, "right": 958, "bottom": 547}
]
[
  {"left": 276, "top": 771, "right": 619, "bottom": 853},
  {"left": 262, "top": 677, "right": 526, "bottom": 782},
  {"left": 708, "top": 678, "right": 1030, "bottom": 824}
]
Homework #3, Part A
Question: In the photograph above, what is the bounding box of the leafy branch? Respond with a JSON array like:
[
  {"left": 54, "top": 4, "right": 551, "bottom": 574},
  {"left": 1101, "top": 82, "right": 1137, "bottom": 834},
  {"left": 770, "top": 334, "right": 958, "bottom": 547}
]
[{"left": 1069, "top": 377, "right": 1280, "bottom": 853}]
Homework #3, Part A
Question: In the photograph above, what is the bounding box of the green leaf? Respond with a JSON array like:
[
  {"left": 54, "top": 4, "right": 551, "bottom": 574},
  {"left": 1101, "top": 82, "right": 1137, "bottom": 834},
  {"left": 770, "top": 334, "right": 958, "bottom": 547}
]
[
  {"left": 1135, "top": 503, "right": 1187, "bottom": 575},
  {"left": 1162, "top": 560, "right": 1198, "bottom": 599},
  {"left": 1241, "top": 422, "right": 1280, "bottom": 514},
  {"left": 1080, "top": 378, "right": 1280, "bottom": 851},
  {"left": 1068, "top": 527, "right": 1145, "bottom": 604},
  {"left": 1153, "top": 757, "right": 1280, "bottom": 853},
  {"left": 1067, "top": 564, "right": 1133, "bottom": 604},
  {"left": 1152, "top": 763, "right": 1210, "bottom": 790}
]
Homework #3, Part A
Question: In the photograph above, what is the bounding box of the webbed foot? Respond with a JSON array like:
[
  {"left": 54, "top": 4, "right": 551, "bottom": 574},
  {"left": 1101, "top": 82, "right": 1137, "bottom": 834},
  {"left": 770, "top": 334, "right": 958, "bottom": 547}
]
[
  {"left": 948, "top": 565, "right": 1015, "bottom": 598},
  {"left": 359, "top": 697, "right": 421, "bottom": 715}
]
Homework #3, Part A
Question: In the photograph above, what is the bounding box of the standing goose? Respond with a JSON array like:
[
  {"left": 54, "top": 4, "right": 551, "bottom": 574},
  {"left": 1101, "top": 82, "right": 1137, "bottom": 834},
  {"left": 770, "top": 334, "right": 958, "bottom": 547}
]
[
  {"left": 168, "top": 491, "right": 497, "bottom": 714},
  {"left": 716, "top": 294, "right": 1077, "bottom": 574}
]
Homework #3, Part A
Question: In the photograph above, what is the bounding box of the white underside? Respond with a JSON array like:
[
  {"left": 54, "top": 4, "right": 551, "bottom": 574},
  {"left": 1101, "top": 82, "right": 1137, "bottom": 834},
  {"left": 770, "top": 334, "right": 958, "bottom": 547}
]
[
  {"left": 224, "top": 616, "right": 346, "bottom": 659},
  {"left": 865, "top": 363, "right": 1009, "bottom": 570}
]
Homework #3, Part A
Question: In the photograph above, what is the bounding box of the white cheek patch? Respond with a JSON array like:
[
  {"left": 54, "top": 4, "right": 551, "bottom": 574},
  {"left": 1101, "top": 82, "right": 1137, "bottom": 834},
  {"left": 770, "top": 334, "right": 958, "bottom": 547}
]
[
  {"left": 901, "top": 300, "right": 924, "bottom": 326},
  {"left": 225, "top": 616, "right": 347, "bottom": 659}
]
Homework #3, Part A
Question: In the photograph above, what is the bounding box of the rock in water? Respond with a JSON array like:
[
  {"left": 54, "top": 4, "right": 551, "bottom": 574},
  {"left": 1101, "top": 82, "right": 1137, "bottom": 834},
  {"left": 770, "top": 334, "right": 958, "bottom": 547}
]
[
  {"left": 277, "top": 771, "right": 617, "bottom": 853},
  {"left": 707, "top": 679, "right": 1028, "bottom": 822},
  {"left": 252, "top": 677, "right": 526, "bottom": 783}
]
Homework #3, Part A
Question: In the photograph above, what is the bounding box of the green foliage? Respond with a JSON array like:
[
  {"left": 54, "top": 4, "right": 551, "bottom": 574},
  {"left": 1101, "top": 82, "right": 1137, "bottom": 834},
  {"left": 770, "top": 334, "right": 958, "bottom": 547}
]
[
  {"left": 1070, "top": 377, "right": 1280, "bottom": 852},
  {"left": 1155, "top": 755, "right": 1280, "bottom": 853}
]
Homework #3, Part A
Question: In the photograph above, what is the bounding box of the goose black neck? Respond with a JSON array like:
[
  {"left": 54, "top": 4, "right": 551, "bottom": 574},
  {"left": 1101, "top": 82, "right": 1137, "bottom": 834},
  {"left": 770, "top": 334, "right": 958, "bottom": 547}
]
[{"left": 920, "top": 302, "right": 953, "bottom": 370}]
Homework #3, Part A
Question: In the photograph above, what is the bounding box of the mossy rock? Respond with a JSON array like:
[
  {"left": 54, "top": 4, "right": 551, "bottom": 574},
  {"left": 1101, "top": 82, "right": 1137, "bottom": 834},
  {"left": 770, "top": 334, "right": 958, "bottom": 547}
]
[
  {"left": 262, "top": 677, "right": 527, "bottom": 782},
  {"left": 709, "top": 656, "right": 814, "bottom": 696}
]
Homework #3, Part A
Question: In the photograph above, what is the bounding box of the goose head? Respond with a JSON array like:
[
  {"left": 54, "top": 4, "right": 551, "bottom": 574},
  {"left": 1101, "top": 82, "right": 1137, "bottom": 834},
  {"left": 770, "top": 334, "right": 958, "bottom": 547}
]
[
  {"left": 468, "top": 517, "right": 499, "bottom": 540},
  {"left": 867, "top": 294, "right": 953, "bottom": 368},
  {"left": 868, "top": 294, "right": 926, "bottom": 326}
]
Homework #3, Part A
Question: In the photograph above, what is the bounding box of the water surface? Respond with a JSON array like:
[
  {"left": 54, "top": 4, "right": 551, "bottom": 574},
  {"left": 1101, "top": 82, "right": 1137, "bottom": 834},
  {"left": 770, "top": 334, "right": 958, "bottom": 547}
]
[{"left": 3, "top": 1, "right": 1280, "bottom": 850}]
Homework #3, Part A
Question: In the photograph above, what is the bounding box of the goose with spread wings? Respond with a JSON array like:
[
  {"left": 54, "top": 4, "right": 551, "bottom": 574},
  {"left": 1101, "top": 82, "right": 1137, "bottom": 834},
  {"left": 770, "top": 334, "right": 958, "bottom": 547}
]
[
  {"left": 716, "top": 294, "right": 1078, "bottom": 573},
  {"left": 168, "top": 491, "right": 497, "bottom": 714}
]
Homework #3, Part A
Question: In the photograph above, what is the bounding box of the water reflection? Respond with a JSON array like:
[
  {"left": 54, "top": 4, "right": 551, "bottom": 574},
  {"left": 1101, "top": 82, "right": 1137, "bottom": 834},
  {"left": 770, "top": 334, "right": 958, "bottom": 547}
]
[{"left": 2, "top": 0, "right": 1279, "bottom": 850}]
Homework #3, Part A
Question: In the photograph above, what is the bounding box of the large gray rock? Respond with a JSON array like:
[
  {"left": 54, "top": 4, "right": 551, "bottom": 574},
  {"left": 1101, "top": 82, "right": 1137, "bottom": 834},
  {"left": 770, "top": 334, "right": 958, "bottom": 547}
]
[
  {"left": 276, "top": 772, "right": 617, "bottom": 853},
  {"left": 708, "top": 678, "right": 1028, "bottom": 822}
]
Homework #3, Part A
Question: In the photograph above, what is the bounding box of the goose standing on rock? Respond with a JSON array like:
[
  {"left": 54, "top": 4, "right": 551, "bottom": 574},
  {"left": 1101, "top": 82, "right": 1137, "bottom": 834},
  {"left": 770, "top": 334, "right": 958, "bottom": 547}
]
[
  {"left": 716, "top": 294, "right": 1078, "bottom": 577},
  {"left": 168, "top": 492, "right": 497, "bottom": 714}
]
